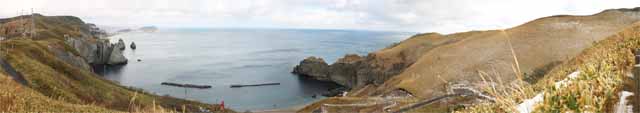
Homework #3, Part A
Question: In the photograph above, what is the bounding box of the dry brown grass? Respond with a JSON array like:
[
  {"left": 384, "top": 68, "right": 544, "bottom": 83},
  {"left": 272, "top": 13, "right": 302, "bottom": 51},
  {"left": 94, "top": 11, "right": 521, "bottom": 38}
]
[
  {"left": 0, "top": 71, "right": 114, "bottom": 112},
  {"left": 374, "top": 7, "right": 640, "bottom": 99},
  {"left": 298, "top": 8, "right": 640, "bottom": 113},
  {"left": 458, "top": 20, "right": 640, "bottom": 113}
]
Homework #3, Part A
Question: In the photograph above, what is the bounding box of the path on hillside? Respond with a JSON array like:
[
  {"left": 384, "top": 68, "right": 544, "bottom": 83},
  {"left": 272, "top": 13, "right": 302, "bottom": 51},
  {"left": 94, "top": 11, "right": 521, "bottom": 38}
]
[
  {"left": 390, "top": 94, "right": 463, "bottom": 113},
  {"left": 0, "top": 58, "right": 27, "bottom": 85}
]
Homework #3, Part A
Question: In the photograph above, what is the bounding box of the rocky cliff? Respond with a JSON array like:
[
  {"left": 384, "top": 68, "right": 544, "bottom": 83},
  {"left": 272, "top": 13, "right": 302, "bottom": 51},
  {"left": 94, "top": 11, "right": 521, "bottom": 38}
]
[{"left": 63, "top": 34, "right": 128, "bottom": 66}]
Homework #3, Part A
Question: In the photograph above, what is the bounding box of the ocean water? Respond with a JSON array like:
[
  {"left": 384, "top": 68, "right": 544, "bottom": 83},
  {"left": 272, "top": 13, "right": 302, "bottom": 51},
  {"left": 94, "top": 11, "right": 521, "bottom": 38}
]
[{"left": 96, "top": 28, "right": 412, "bottom": 111}]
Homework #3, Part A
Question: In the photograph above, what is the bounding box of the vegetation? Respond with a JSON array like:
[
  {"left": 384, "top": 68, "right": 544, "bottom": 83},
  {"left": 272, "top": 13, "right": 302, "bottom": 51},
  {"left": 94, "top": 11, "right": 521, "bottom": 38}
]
[
  {"left": 457, "top": 23, "right": 640, "bottom": 112},
  {"left": 0, "top": 72, "right": 114, "bottom": 112},
  {"left": 296, "top": 8, "right": 640, "bottom": 113}
]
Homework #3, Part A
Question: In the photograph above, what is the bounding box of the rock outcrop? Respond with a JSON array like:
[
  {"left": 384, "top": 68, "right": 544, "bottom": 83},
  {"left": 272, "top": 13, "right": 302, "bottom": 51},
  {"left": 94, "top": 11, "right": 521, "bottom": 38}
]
[
  {"left": 293, "top": 53, "right": 409, "bottom": 88},
  {"left": 64, "top": 37, "right": 99, "bottom": 64},
  {"left": 293, "top": 57, "right": 331, "bottom": 81},
  {"left": 108, "top": 41, "right": 128, "bottom": 65},
  {"left": 65, "top": 37, "right": 128, "bottom": 65}
]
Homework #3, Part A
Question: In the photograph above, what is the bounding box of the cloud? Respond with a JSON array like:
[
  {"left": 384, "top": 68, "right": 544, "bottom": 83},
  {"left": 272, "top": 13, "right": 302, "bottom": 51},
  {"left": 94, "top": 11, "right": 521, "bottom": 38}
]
[{"left": 0, "top": 0, "right": 639, "bottom": 33}]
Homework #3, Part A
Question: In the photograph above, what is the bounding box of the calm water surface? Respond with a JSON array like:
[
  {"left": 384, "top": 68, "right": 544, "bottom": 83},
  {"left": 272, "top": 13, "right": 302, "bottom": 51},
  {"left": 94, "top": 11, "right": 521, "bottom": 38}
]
[{"left": 96, "top": 28, "right": 412, "bottom": 110}]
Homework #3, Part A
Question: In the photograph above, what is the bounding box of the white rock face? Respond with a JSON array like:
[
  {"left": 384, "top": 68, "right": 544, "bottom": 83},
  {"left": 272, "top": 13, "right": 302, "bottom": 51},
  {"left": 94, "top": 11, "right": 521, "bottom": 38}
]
[
  {"left": 107, "top": 42, "right": 127, "bottom": 65},
  {"left": 65, "top": 37, "right": 98, "bottom": 64}
]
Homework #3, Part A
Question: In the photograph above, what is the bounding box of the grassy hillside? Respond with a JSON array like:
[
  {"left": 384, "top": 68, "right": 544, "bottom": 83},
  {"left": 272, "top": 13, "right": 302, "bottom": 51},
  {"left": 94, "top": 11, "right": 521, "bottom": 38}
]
[
  {"left": 0, "top": 14, "right": 233, "bottom": 112},
  {"left": 298, "top": 7, "right": 640, "bottom": 113},
  {"left": 458, "top": 20, "right": 640, "bottom": 113},
  {"left": 373, "top": 7, "right": 640, "bottom": 98},
  {"left": 0, "top": 14, "right": 93, "bottom": 41},
  {"left": 0, "top": 71, "right": 115, "bottom": 112}
]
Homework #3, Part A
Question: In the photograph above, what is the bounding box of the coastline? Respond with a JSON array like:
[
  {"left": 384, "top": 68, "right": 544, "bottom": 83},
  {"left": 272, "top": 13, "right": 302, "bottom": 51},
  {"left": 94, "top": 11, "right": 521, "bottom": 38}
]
[{"left": 0, "top": 14, "right": 232, "bottom": 112}]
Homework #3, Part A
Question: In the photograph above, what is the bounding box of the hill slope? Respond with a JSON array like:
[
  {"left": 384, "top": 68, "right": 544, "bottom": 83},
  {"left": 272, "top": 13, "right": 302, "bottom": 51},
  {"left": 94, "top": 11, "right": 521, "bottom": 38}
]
[
  {"left": 461, "top": 19, "right": 640, "bottom": 113},
  {"left": 0, "top": 14, "right": 231, "bottom": 112},
  {"left": 296, "top": 7, "right": 640, "bottom": 113},
  {"left": 380, "top": 7, "right": 640, "bottom": 98},
  {"left": 0, "top": 72, "right": 114, "bottom": 112}
]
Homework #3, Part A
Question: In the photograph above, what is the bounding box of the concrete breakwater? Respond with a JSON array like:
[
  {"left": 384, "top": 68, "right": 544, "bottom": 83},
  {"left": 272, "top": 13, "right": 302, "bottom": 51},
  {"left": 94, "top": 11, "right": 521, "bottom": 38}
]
[
  {"left": 161, "top": 82, "right": 212, "bottom": 89},
  {"left": 230, "top": 83, "right": 280, "bottom": 88}
]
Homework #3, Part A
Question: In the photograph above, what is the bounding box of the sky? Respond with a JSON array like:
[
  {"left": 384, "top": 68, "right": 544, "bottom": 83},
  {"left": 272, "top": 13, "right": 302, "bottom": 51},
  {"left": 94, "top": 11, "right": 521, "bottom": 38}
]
[{"left": 0, "top": 0, "right": 639, "bottom": 33}]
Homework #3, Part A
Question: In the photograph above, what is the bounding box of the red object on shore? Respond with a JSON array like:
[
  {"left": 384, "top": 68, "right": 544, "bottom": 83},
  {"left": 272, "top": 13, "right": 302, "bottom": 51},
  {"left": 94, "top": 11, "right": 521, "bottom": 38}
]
[{"left": 220, "top": 101, "right": 225, "bottom": 111}]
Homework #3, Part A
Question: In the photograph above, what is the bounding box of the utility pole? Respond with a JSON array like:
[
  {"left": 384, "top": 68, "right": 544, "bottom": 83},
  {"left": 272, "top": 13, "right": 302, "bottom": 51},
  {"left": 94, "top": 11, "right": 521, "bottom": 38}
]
[
  {"left": 20, "top": 9, "right": 26, "bottom": 39},
  {"left": 31, "top": 8, "right": 36, "bottom": 40}
]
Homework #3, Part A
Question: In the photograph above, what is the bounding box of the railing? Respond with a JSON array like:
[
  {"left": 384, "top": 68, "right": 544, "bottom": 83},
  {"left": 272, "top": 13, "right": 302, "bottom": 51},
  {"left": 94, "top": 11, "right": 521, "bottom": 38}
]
[{"left": 632, "top": 49, "right": 640, "bottom": 111}]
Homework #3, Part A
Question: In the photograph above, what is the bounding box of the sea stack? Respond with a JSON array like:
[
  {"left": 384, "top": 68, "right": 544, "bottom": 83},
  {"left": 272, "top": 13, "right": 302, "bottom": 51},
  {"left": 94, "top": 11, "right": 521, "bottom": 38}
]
[
  {"left": 130, "top": 42, "right": 136, "bottom": 50},
  {"left": 117, "top": 39, "right": 126, "bottom": 50}
]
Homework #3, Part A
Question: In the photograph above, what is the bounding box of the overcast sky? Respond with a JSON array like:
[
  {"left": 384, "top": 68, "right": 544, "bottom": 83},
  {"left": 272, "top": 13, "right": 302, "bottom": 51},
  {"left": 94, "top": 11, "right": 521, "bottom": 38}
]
[{"left": 0, "top": 0, "right": 639, "bottom": 33}]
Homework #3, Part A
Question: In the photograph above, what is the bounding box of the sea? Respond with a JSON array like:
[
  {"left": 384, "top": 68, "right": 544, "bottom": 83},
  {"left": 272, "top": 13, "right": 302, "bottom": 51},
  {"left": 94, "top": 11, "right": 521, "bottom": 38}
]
[{"left": 95, "top": 28, "right": 413, "bottom": 111}]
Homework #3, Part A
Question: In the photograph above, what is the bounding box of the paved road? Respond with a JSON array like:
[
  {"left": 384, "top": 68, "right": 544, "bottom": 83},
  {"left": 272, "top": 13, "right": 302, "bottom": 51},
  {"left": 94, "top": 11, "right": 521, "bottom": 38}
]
[{"left": 390, "top": 94, "right": 463, "bottom": 113}]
